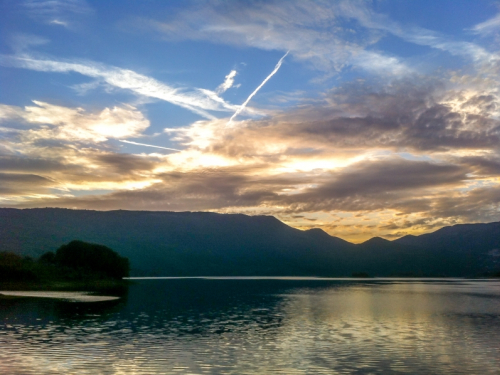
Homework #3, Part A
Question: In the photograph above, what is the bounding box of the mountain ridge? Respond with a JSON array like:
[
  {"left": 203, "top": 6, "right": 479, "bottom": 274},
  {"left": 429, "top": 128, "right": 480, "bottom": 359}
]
[{"left": 1, "top": 208, "right": 499, "bottom": 277}]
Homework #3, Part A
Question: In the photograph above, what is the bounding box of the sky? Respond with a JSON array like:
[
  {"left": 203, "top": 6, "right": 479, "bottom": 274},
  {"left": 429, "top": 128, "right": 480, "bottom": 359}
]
[{"left": 1, "top": 0, "right": 500, "bottom": 242}]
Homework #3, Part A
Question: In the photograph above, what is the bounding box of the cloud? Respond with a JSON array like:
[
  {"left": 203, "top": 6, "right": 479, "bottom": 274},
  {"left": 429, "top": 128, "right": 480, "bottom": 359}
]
[
  {"left": 351, "top": 50, "right": 412, "bottom": 76},
  {"left": 135, "top": 0, "right": 500, "bottom": 78},
  {"left": 49, "top": 19, "right": 68, "bottom": 27},
  {"left": 90, "top": 153, "right": 157, "bottom": 175},
  {"left": 0, "top": 143, "right": 165, "bottom": 196},
  {"left": 22, "top": 0, "right": 92, "bottom": 28},
  {"left": 0, "top": 100, "right": 174, "bottom": 196},
  {"left": 9, "top": 34, "right": 49, "bottom": 53},
  {"left": 0, "top": 55, "right": 240, "bottom": 119},
  {"left": 301, "top": 158, "right": 468, "bottom": 200},
  {"left": 0, "top": 101, "right": 150, "bottom": 143},
  {"left": 167, "top": 79, "right": 499, "bottom": 159},
  {"left": 0, "top": 155, "right": 68, "bottom": 174},
  {"left": 0, "top": 172, "right": 57, "bottom": 196},
  {"left": 0, "top": 156, "right": 477, "bottom": 217},
  {"left": 216, "top": 70, "right": 237, "bottom": 94},
  {"left": 337, "top": 1, "right": 498, "bottom": 65},
  {"left": 471, "top": 13, "right": 500, "bottom": 37},
  {"left": 459, "top": 156, "right": 500, "bottom": 176},
  {"left": 134, "top": 0, "right": 409, "bottom": 75}
]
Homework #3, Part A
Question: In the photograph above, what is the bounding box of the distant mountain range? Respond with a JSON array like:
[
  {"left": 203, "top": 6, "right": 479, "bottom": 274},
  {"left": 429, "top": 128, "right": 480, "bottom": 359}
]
[{"left": 1, "top": 208, "right": 499, "bottom": 277}]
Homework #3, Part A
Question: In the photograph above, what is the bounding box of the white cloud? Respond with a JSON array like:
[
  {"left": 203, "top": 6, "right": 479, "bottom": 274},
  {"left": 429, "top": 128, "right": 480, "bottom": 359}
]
[
  {"left": 0, "top": 101, "right": 150, "bottom": 143},
  {"left": 22, "top": 0, "right": 92, "bottom": 27},
  {"left": 143, "top": 0, "right": 498, "bottom": 76},
  {"left": 1, "top": 55, "right": 240, "bottom": 120},
  {"left": 216, "top": 69, "right": 237, "bottom": 94},
  {"left": 140, "top": 0, "right": 409, "bottom": 76},
  {"left": 471, "top": 13, "right": 500, "bottom": 36},
  {"left": 49, "top": 19, "right": 69, "bottom": 27},
  {"left": 0, "top": 104, "right": 26, "bottom": 121},
  {"left": 70, "top": 79, "right": 102, "bottom": 95},
  {"left": 337, "top": 1, "right": 498, "bottom": 65},
  {"left": 352, "top": 50, "right": 412, "bottom": 76},
  {"left": 23, "top": 0, "right": 92, "bottom": 15},
  {"left": 397, "top": 28, "right": 494, "bottom": 63},
  {"left": 9, "top": 34, "right": 49, "bottom": 53}
]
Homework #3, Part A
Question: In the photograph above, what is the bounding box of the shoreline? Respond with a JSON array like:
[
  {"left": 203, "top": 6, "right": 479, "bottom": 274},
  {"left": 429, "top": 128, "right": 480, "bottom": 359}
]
[
  {"left": 0, "top": 279, "right": 130, "bottom": 294},
  {"left": 0, "top": 290, "right": 121, "bottom": 302},
  {"left": 125, "top": 276, "right": 500, "bottom": 280}
]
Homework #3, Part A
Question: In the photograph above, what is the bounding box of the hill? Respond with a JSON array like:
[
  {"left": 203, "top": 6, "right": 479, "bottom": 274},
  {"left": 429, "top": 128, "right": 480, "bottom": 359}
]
[
  {"left": 1, "top": 208, "right": 499, "bottom": 277},
  {"left": 394, "top": 222, "right": 500, "bottom": 276}
]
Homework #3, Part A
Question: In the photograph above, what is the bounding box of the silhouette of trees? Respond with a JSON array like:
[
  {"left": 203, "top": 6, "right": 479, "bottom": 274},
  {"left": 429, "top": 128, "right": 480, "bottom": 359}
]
[
  {"left": 54, "top": 240, "right": 129, "bottom": 279},
  {"left": 0, "top": 252, "right": 38, "bottom": 282},
  {"left": 0, "top": 240, "right": 129, "bottom": 283},
  {"left": 39, "top": 251, "right": 56, "bottom": 264}
]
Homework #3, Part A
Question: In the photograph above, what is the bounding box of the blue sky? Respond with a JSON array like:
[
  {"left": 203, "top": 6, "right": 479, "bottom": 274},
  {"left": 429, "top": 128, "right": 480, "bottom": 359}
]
[{"left": 1, "top": 0, "right": 500, "bottom": 241}]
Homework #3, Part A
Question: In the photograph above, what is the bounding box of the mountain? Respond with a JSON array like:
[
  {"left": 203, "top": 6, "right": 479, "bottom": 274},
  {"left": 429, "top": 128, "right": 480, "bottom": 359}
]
[
  {"left": 1, "top": 208, "right": 499, "bottom": 277},
  {"left": 394, "top": 222, "right": 500, "bottom": 275},
  {"left": 394, "top": 222, "right": 500, "bottom": 250}
]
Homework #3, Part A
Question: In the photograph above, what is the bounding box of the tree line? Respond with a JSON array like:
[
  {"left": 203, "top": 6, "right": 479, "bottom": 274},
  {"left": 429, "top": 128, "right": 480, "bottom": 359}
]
[{"left": 0, "top": 240, "right": 129, "bottom": 283}]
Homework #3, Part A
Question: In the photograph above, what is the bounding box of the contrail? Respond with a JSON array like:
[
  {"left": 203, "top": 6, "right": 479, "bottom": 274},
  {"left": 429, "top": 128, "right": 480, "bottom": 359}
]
[
  {"left": 228, "top": 51, "right": 289, "bottom": 125},
  {"left": 120, "top": 140, "right": 182, "bottom": 152}
]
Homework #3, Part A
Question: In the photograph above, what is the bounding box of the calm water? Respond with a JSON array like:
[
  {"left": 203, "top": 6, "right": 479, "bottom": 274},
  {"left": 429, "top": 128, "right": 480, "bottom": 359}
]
[{"left": 1, "top": 278, "right": 500, "bottom": 374}]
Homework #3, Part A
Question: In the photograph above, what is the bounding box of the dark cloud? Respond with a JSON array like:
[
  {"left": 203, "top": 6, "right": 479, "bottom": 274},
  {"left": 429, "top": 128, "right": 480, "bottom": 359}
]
[
  {"left": 3, "top": 157, "right": 470, "bottom": 213},
  {"left": 309, "top": 158, "right": 467, "bottom": 197},
  {"left": 405, "top": 104, "right": 499, "bottom": 150},
  {"left": 0, "top": 156, "right": 67, "bottom": 173},
  {"left": 92, "top": 153, "right": 157, "bottom": 174},
  {"left": 149, "top": 158, "right": 467, "bottom": 213},
  {"left": 0, "top": 151, "right": 160, "bottom": 185},
  {"left": 240, "top": 158, "right": 470, "bottom": 214},
  {"left": 0, "top": 172, "right": 55, "bottom": 195},
  {"left": 459, "top": 156, "right": 500, "bottom": 176},
  {"left": 204, "top": 80, "right": 500, "bottom": 159},
  {"left": 427, "top": 186, "right": 500, "bottom": 222}
]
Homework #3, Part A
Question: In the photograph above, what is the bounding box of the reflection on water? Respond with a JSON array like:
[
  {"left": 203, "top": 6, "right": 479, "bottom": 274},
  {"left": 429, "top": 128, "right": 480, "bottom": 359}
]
[{"left": 1, "top": 279, "right": 500, "bottom": 374}]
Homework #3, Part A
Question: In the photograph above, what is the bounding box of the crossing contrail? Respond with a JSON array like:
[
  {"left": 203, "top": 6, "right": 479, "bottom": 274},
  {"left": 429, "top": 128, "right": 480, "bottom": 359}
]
[
  {"left": 228, "top": 51, "right": 289, "bottom": 125},
  {"left": 120, "top": 140, "right": 182, "bottom": 151}
]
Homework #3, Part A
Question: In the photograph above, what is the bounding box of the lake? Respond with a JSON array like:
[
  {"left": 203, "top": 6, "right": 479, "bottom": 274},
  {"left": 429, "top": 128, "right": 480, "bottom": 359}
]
[{"left": 1, "top": 278, "right": 500, "bottom": 374}]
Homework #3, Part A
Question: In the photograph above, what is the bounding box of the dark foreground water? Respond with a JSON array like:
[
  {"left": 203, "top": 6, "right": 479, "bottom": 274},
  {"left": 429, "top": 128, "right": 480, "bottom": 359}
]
[{"left": 1, "top": 278, "right": 500, "bottom": 374}]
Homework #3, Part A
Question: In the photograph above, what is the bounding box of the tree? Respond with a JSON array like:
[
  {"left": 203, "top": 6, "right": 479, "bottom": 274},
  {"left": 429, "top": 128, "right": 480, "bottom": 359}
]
[
  {"left": 54, "top": 240, "right": 129, "bottom": 279},
  {"left": 0, "top": 252, "right": 38, "bottom": 282},
  {"left": 39, "top": 251, "right": 56, "bottom": 264}
]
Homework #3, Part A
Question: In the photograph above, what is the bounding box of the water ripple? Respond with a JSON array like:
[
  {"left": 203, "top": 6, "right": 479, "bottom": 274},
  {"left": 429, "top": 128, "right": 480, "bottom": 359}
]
[{"left": 1, "top": 279, "right": 500, "bottom": 374}]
